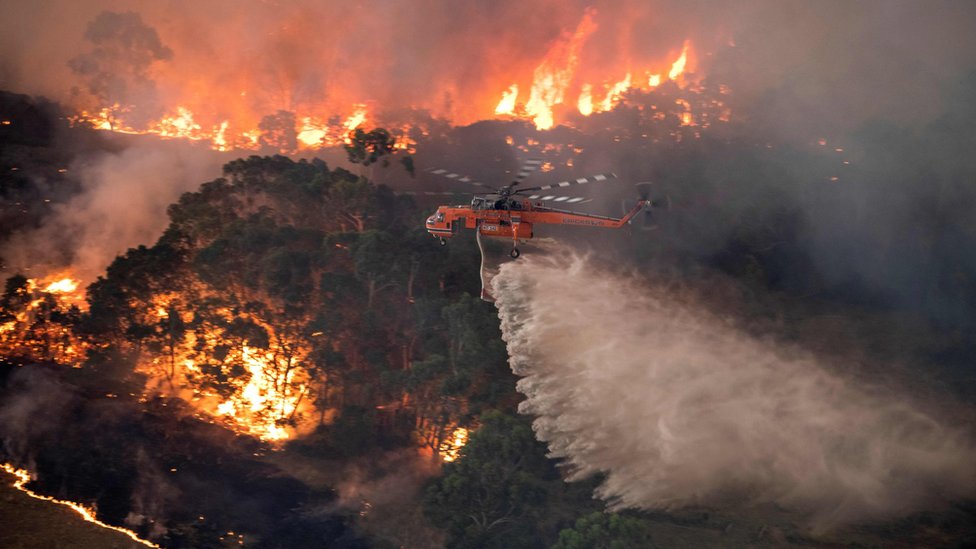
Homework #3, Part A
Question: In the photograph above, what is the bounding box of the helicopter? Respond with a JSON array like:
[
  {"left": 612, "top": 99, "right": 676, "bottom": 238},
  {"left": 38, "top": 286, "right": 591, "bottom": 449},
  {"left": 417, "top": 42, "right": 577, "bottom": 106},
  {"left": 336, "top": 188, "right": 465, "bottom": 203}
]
[{"left": 424, "top": 159, "right": 653, "bottom": 258}]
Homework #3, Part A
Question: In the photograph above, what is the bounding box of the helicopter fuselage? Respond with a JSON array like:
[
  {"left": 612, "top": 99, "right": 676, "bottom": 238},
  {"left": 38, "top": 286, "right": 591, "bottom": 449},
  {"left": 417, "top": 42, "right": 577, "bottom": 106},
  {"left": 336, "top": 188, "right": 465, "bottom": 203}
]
[{"left": 426, "top": 197, "right": 648, "bottom": 254}]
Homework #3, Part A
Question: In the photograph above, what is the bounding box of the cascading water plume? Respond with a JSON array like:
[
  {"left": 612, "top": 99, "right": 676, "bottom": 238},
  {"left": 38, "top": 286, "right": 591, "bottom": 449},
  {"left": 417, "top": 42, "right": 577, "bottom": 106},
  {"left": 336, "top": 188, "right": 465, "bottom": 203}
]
[{"left": 492, "top": 248, "right": 976, "bottom": 529}]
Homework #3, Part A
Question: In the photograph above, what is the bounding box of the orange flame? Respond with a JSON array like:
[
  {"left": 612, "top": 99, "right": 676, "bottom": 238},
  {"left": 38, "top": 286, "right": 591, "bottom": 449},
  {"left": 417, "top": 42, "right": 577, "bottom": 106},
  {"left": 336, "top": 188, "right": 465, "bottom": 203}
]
[
  {"left": 668, "top": 41, "right": 691, "bottom": 81},
  {"left": 523, "top": 7, "right": 598, "bottom": 130},
  {"left": 577, "top": 83, "right": 594, "bottom": 116},
  {"left": 439, "top": 427, "right": 469, "bottom": 462},
  {"left": 495, "top": 84, "right": 519, "bottom": 115},
  {"left": 212, "top": 345, "right": 308, "bottom": 442},
  {"left": 599, "top": 73, "right": 632, "bottom": 112},
  {"left": 43, "top": 277, "right": 79, "bottom": 294}
]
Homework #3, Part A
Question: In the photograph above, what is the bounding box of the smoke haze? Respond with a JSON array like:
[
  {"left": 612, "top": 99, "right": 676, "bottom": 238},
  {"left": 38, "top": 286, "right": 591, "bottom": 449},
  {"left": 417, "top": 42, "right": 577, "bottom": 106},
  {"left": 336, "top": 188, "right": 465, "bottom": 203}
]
[
  {"left": 0, "top": 140, "right": 223, "bottom": 283},
  {"left": 492, "top": 249, "right": 976, "bottom": 529}
]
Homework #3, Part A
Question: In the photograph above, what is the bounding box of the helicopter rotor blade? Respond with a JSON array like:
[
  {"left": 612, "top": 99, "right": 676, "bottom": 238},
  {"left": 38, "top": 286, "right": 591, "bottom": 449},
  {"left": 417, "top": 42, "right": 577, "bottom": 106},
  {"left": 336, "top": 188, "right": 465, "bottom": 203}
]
[
  {"left": 524, "top": 194, "right": 592, "bottom": 204},
  {"left": 401, "top": 190, "right": 480, "bottom": 197},
  {"left": 512, "top": 158, "right": 543, "bottom": 183},
  {"left": 426, "top": 168, "right": 498, "bottom": 191},
  {"left": 514, "top": 172, "right": 617, "bottom": 194}
]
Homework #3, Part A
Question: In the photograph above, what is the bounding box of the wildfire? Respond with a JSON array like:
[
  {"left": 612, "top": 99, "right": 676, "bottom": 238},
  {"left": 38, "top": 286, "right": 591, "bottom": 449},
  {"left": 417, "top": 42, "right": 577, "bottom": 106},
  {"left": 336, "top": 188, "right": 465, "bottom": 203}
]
[
  {"left": 1, "top": 463, "right": 160, "bottom": 548},
  {"left": 56, "top": 6, "right": 717, "bottom": 147},
  {"left": 73, "top": 103, "right": 374, "bottom": 153},
  {"left": 153, "top": 107, "right": 204, "bottom": 140},
  {"left": 490, "top": 13, "right": 701, "bottom": 130},
  {"left": 139, "top": 293, "right": 314, "bottom": 443}
]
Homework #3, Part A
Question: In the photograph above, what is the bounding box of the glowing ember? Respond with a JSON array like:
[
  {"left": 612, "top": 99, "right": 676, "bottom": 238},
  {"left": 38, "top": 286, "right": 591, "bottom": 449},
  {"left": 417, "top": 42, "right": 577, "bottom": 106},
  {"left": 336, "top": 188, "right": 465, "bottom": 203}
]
[
  {"left": 675, "top": 98, "right": 694, "bottom": 126},
  {"left": 648, "top": 74, "right": 662, "bottom": 88},
  {"left": 1, "top": 463, "right": 160, "bottom": 548}
]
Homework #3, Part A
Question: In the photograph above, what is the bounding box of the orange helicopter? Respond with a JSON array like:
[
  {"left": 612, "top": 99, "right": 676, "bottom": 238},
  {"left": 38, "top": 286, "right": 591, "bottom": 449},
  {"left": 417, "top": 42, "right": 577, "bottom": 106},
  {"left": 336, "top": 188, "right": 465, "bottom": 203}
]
[{"left": 424, "top": 159, "right": 651, "bottom": 258}]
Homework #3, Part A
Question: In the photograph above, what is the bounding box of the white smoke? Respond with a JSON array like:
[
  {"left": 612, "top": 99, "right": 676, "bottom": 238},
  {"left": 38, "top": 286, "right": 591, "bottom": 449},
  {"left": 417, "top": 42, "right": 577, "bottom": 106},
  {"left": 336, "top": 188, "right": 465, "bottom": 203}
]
[
  {"left": 492, "top": 249, "right": 976, "bottom": 530},
  {"left": 1, "top": 141, "right": 223, "bottom": 284}
]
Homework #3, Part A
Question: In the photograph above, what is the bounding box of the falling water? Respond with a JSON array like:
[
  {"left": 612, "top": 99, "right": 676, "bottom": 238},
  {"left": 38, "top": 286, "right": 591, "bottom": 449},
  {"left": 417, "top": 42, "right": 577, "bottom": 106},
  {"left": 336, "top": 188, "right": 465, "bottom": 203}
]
[{"left": 492, "top": 249, "right": 976, "bottom": 529}]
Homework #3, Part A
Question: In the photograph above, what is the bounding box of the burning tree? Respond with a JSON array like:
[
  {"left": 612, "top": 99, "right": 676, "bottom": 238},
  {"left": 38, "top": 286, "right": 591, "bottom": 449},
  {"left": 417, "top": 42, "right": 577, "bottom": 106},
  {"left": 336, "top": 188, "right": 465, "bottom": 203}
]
[
  {"left": 68, "top": 11, "right": 173, "bottom": 129},
  {"left": 0, "top": 274, "right": 84, "bottom": 365}
]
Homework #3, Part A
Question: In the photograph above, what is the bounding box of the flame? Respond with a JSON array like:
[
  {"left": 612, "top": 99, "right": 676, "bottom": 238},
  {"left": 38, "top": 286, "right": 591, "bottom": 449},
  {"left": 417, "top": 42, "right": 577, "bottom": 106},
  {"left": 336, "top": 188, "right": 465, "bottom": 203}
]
[
  {"left": 493, "top": 21, "right": 701, "bottom": 127},
  {"left": 494, "top": 84, "right": 519, "bottom": 115},
  {"left": 212, "top": 345, "right": 308, "bottom": 442},
  {"left": 153, "top": 107, "right": 204, "bottom": 140},
  {"left": 139, "top": 294, "right": 314, "bottom": 443},
  {"left": 2, "top": 463, "right": 160, "bottom": 548},
  {"left": 599, "top": 73, "right": 632, "bottom": 112},
  {"left": 439, "top": 427, "right": 469, "bottom": 462},
  {"left": 297, "top": 117, "right": 327, "bottom": 148},
  {"left": 72, "top": 102, "right": 375, "bottom": 152},
  {"left": 675, "top": 98, "right": 694, "bottom": 126},
  {"left": 2, "top": 278, "right": 312, "bottom": 443},
  {"left": 43, "top": 278, "right": 79, "bottom": 294},
  {"left": 0, "top": 272, "right": 85, "bottom": 362},
  {"left": 577, "top": 83, "right": 594, "bottom": 116},
  {"left": 344, "top": 106, "right": 368, "bottom": 132},
  {"left": 523, "top": 7, "right": 598, "bottom": 130},
  {"left": 668, "top": 41, "right": 690, "bottom": 81},
  {"left": 213, "top": 121, "right": 231, "bottom": 151}
]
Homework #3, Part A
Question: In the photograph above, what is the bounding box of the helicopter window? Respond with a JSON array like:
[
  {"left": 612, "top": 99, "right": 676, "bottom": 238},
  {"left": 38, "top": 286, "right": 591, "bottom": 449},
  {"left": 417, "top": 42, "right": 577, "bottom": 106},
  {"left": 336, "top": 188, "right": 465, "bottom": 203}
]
[{"left": 436, "top": 212, "right": 445, "bottom": 222}]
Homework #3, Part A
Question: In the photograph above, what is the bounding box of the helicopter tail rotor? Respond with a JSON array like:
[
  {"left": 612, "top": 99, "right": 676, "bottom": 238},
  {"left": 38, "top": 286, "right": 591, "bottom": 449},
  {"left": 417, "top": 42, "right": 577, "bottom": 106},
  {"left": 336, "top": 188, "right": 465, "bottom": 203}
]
[{"left": 626, "top": 182, "right": 669, "bottom": 231}]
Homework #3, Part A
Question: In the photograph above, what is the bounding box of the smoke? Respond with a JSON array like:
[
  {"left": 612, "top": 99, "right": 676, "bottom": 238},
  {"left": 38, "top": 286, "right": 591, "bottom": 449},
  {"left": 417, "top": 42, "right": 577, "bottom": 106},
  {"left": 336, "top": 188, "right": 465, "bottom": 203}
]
[
  {"left": 0, "top": 140, "right": 223, "bottom": 284},
  {"left": 0, "top": 366, "right": 77, "bottom": 466},
  {"left": 328, "top": 452, "right": 444, "bottom": 548},
  {"left": 492, "top": 249, "right": 976, "bottom": 530}
]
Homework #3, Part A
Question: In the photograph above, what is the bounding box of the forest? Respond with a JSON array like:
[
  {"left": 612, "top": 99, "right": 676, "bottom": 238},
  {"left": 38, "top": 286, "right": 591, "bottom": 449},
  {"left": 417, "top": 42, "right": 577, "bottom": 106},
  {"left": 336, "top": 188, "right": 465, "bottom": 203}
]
[{"left": 2, "top": 63, "right": 976, "bottom": 547}]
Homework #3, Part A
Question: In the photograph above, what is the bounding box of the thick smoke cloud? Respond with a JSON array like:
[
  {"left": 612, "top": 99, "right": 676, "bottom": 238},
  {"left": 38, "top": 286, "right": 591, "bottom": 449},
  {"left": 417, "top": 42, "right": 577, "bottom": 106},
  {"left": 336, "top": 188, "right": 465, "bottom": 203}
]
[
  {"left": 0, "top": 141, "right": 223, "bottom": 284},
  {"left": 492, "top": 250, "right": 976, "bottom": 530}
]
